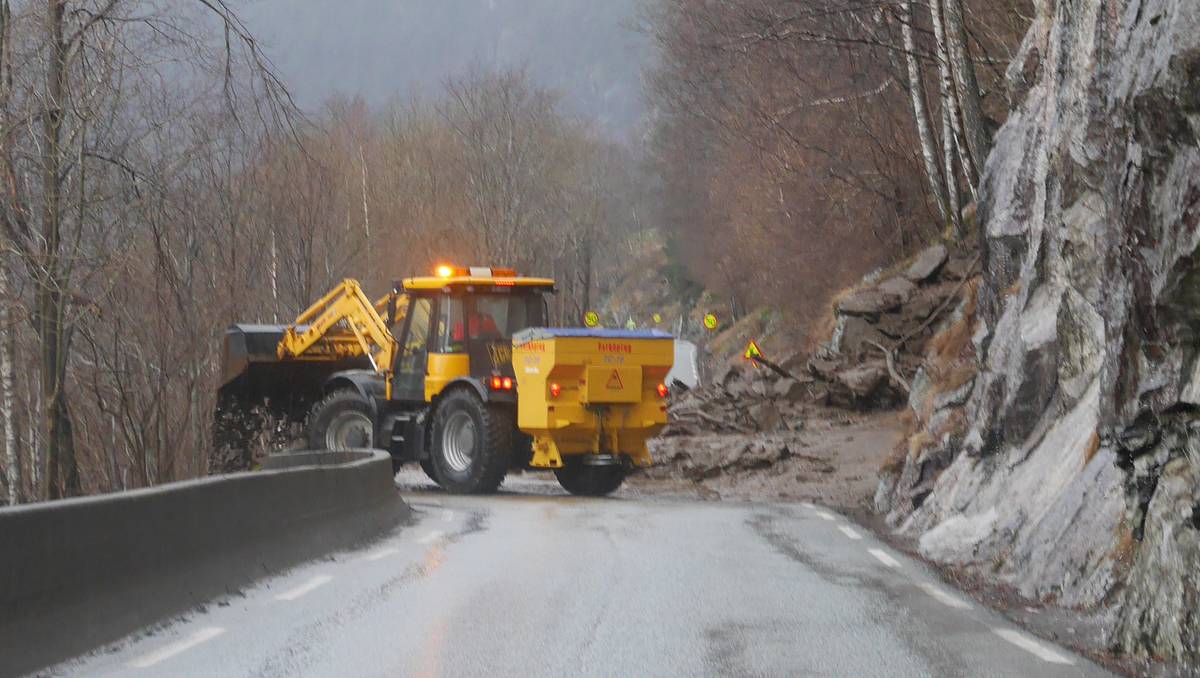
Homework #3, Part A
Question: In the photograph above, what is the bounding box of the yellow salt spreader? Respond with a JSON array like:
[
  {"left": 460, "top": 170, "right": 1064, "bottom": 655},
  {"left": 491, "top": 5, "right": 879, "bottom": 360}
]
[{"left": 513, "top": 328, "right": 674, "bottom": 495}]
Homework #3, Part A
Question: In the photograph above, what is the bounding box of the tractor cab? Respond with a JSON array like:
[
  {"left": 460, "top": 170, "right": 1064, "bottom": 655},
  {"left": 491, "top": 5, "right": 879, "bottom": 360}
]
[{"left": 387, "top": 266, "right": 554, "bottom": 405}]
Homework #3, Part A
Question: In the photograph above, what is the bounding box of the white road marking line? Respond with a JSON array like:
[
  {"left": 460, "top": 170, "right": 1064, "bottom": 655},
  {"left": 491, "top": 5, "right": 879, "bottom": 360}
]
[
  {"left": 992, "top": 628, "right": 1075, "bottom": 665},
  {"left": 418, "top": 530, "right": 444, "bottom": 544},
  {"left": 275, "top": 574, "right": 333, "bottom": 601},
  {"left": 837, "top": 525, "right": 862, "bottom": 540},
  {"left": 868, "top": 548, "right": 902, "bottom": 569},
  {"left": 128, "top": 627, "right": 225, "bottom": 669},
  {"left": 800, "top": 502, "right": 816, "bottom": 509},
  {"left": 814, "top": 510, "right": 836, "bottom": 521},
  {"left": 362, "top": 547, "right": 400, "bottom": 562},
  {"left": 441, "top": 509, "right": 454, "bottom": 522},
  {"left": 917, "top": 582, "right": 971, "bottom": 609}
]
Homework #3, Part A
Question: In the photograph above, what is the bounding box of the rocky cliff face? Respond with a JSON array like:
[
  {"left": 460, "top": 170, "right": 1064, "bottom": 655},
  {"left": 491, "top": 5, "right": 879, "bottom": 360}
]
[{"left": 884, "top": 0, "right": 1200, "bottom": 667}]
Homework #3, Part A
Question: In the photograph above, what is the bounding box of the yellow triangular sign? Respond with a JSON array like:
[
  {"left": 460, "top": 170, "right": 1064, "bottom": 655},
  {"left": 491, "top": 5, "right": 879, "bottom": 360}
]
[{"left": 744, "top": 340, "right": 764, "bottom": 361}]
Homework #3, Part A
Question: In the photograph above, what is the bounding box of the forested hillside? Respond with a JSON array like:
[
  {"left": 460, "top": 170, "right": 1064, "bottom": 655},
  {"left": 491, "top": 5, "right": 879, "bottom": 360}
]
[{"left": 643, "top": 0, "right": 1030, "bottom": 326}]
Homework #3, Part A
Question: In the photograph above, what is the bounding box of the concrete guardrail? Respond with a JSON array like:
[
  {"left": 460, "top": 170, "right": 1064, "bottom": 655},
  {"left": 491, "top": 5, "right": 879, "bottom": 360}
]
[{"left": 0, "top": 449, "right": 408, "bottom": 677}]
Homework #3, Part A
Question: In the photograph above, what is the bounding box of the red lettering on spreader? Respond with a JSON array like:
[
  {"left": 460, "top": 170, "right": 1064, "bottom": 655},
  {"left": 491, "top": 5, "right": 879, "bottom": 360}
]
[{"left": 597, "top": 342, "right": 632, "bottom": 354}]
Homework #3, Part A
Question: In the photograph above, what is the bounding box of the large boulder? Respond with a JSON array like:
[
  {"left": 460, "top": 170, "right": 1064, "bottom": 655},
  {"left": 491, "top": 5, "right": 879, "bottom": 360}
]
[
  {"left": 837, "top": 288, "right": 903, "bottom": 316},
  {"left": 833, "top": 316, "right": 888, "bottom": 357},
  {"left": 904, "top": 244, "right": 948, "bottom": 282},
  {"left": 836, "top": 362, "right": 888, "bottom": 399},
  {"left": 807, "top": 356, "right": 842, "bottom": 381},
  {"left": 748, "top": 402, "right": 782, "bottom": 431},
  {"left": 877, "top": 276, "right": 918, "bottom": 302},
  {"left": 773, "top": 378, "right": 808, "bottom": 401}
]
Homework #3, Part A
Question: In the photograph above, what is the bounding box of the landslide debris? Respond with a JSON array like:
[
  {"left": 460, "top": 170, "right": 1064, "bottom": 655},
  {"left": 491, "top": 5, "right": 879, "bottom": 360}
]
[
  {"left": 650, "top": 244, "right": 976, "bottom": 497},
  {"left": 663, "top": 243, "right": 978, "bottom": 432}
]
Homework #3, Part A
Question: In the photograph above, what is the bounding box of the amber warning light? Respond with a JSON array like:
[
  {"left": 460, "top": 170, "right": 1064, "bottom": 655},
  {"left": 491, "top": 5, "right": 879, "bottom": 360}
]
[
  {"left": 549, "top": 382, "right": 562, "bottom": 398},
  {"left": 436, "top": 265, "right": 519, "bottom": 280},
  {"left": 490, "top": 375, "right": 514, "bottom": 391},
  {"left": 657, "top": 383, "right": 669, "bottom": 398}
]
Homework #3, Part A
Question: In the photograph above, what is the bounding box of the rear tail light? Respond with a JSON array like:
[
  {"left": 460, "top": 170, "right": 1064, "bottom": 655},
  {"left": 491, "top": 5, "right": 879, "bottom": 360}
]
[
  {"left": 656, "top": 382, "right": 669, "bottom": 398},
  {"left": 549, "top": 382, "right": 562, "bottom": 398},
  {"left": 489, "top": 376, "right": 514, "bottom": 391}
]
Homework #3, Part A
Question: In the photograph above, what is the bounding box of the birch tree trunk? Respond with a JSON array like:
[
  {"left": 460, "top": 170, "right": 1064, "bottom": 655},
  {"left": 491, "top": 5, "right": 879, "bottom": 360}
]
[
  {"left": 929, "top": 0, "right": 967, "bottom": 231},
  {"left": 941, "top": 0, "right": 990, "bottom": 181},
  {"left": 941, "top": 103, "right": 962, "bottom": 235},
  {"left": 0, "top": 264, "right": 15, "bottom": 505},
  {"left": 929, "top": 2, "right": 971, "bottom": 181},
  {"left": 358, "top": 145, "right": 370, "bottom": 280},
  {"left": 901, "top": 2, "right": 949, "bottom": 222}
]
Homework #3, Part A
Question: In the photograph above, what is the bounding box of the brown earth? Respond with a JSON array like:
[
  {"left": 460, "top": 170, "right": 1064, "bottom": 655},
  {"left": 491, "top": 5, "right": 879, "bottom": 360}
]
[{"left": 634, "top": 408, "right": 904, "bottom": 510}]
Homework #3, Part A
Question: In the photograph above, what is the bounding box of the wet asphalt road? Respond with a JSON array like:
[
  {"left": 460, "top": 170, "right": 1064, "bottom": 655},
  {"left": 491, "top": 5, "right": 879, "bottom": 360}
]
[{"left": 56, "top": 474, "right": 1111, "bottom": 678}]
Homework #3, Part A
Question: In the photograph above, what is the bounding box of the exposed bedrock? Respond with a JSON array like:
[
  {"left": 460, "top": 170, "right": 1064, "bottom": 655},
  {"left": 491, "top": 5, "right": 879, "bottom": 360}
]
[{"left": 883, "top": 0, "right": 1200, "bottom": 666}]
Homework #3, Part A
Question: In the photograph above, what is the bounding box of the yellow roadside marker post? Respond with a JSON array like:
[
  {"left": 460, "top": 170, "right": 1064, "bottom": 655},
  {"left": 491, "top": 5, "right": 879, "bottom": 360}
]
[{"left": 743, "top": 339, "right": 794, "bottom": 380}]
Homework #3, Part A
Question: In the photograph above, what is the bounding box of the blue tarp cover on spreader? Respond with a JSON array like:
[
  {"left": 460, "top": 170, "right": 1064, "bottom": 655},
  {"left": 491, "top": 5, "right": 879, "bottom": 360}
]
[{"left": 513, "top": 328, "right": 673, "bottom": 344}]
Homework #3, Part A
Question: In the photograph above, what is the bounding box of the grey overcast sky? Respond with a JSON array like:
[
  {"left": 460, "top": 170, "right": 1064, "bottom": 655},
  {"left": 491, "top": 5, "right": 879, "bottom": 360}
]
[{"left": 242, "top": 0, "right": 652, "bottom": 136}]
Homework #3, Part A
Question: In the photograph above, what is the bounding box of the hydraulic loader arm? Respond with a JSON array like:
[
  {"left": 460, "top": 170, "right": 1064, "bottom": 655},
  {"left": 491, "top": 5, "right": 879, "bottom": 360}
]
[{"left": 276, "top": 279, "right": 400, "bottom": 377}]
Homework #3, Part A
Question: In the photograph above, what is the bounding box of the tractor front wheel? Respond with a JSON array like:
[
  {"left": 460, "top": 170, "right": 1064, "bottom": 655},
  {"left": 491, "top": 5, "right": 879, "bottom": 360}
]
[
  {"left": 307, "top": 389, "right": 375, "bottom": 452},
  {"left": 429, "top": 388, "right": 512, "bottom": 494}
]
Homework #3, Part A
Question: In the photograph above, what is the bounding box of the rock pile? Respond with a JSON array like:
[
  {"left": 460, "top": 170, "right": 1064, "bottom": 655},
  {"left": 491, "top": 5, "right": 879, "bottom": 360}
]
[
  {"left": 663, "top": 360, "right": 810, "bottom": 437},
  {"left": 808, "top": 243, "right": 978, "bottom": 409},
  {"left": 663, "top": 243, "right": 978, "bottom": 437}
]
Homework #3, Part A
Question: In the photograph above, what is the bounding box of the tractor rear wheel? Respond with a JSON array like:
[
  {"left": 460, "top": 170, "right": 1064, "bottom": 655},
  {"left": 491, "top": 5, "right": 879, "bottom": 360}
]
[
  {"left": 307, "top": 389, "right": 375, "bottom": 451},
  {"left": 419, "top": 458, "right": 439, "bottom": 484},
  {"left": 429, "top": 388, "right": 512, "bottom": 494},
  {"left": 554, "top": 461, "right": 627, "bottom": 497}
]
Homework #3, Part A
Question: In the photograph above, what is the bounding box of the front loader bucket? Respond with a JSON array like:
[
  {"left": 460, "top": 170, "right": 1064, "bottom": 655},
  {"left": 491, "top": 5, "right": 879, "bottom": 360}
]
[{"left": 213, "top": 324, "right": 370, "bottom": 472}]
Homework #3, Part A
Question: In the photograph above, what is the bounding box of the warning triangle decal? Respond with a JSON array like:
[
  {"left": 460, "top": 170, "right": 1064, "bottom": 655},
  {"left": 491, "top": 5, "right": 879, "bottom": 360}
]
[{"left": 606, "top": 369, "right": 624, "bottom": 390}]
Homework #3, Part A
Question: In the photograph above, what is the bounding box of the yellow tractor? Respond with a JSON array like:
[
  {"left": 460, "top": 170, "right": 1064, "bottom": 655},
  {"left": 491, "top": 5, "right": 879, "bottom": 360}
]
[{"left": 216, "top": 266, "right": 674, "bottom": 495}]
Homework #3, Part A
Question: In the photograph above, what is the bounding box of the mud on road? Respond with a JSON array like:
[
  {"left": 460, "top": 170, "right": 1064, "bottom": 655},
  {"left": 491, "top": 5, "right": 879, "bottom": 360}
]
[{"left": 641, "top": 409, "right": 904, "bottom": 510}]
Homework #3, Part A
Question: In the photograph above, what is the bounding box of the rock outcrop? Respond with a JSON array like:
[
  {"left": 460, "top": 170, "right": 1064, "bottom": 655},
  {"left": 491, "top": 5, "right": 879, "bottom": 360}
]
[
  {"left": 821, "top": 245, "right": 978, "bottom": 405},
  {"left": 881, "top": 0, "right": 1200, "bottom": 667}
]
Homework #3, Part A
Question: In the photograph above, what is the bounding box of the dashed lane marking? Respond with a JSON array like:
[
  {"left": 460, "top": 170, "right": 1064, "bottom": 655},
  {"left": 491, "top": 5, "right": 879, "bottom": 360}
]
[
  {"left": 868, "top": 548, "right": 902, "bottom": 569},
  {"left": 418, "top": 530, "right": 444, "bottom": 545},
  {"left": 837, "top": 525, "right": 862, "bottom": 540},
  {"left": 275, "top": 574, "right": 333, "bottom": 602},
  {"left": 992, "top": 628, "right": 1075, "bottom": 665},
  {"left": 128, "top": 627, "right": 225, "bottom": 669},
  {"left": 800, "top": 503, "right": 835, "bottom": 521},
  {"left": 917, "top": 582, "right": 971, "bottom": 609},
  {"left": 441, "top": 509, "right": 455, "bottom": 522},
  {"left": 362, "top": 547, "right": 400, "bottom": 562}
]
